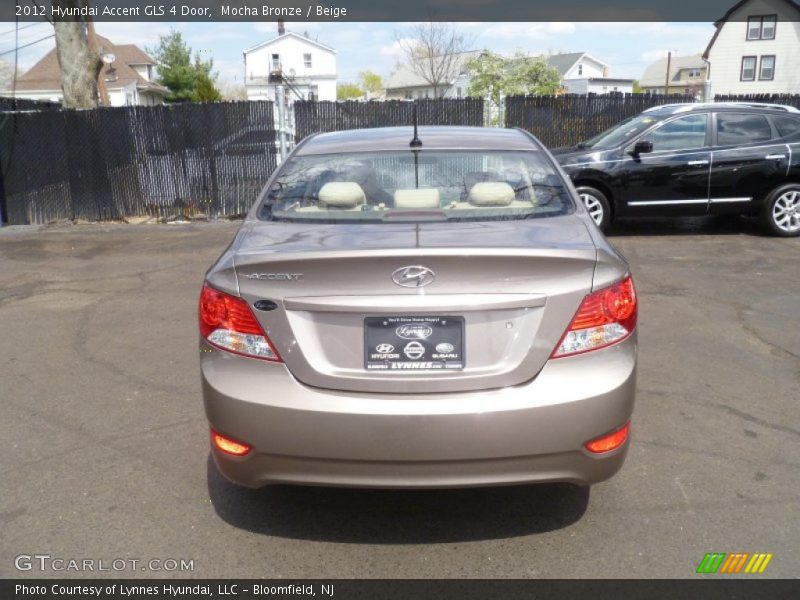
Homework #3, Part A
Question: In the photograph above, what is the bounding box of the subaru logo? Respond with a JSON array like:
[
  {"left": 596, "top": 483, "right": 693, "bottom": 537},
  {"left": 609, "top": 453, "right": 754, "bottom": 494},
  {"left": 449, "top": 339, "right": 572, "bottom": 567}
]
[{"left": 392, "top": 266, "right": 435, "bottom": 288}]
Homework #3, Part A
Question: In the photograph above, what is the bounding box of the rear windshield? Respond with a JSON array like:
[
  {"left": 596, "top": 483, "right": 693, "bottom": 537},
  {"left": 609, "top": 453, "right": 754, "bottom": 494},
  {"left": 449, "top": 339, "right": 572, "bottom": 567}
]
[{"left": 257, "top": 150, "right": 574, "bottom": 223}]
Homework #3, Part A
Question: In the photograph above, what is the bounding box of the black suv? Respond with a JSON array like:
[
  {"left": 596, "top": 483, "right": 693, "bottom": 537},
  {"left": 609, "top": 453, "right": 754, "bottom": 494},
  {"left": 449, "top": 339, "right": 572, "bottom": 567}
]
[{"left": 552, "top": 103, "right": 800, "bottom": 236}]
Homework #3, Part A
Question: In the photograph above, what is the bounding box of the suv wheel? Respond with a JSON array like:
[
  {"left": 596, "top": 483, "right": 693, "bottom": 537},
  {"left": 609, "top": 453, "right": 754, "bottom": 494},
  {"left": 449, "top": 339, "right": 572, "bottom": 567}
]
[
  {"left": 576, "top": 186, "right": 612, "bottom": 231},
  {"left": 762, "top": 184, "right": 800, "bottom": 237}
]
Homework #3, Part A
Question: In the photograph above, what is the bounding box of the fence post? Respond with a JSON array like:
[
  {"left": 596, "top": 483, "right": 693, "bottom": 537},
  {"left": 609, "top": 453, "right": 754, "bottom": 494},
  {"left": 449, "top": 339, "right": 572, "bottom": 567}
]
[
  {"left": 276, "top": 84, "right": 287, "bottom": 162},
  {"left": 0, "top": 156, "right": 6, "bottom": 226}
]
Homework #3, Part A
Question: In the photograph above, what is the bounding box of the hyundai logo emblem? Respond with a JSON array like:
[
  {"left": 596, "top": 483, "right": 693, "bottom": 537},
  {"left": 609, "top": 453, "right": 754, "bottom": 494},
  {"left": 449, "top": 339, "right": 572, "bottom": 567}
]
[{"left": 391, "top": 266, "right": 436, "bottom": 288}]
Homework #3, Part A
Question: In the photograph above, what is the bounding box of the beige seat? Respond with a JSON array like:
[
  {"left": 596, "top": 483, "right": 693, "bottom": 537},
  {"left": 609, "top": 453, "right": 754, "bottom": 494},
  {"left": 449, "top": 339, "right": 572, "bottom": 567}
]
[
  {"left": 393, "top": 189, "right": 441, "bottom": 209},
  {"left": 468, "top": 182, "right": 516, "bottom": 207},
  {"left": 318, "top": 182, "right": 366, "bottom": 209}
]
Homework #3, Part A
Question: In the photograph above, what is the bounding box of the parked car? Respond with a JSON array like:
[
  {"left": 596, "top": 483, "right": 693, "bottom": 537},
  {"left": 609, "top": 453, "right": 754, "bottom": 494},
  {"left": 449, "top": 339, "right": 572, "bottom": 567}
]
[
  {"left": 199, "top": 126, "right": 638, "bottom": 489},
  {"left": 552, "top": 103, "right": 800, "bottom": 236}
]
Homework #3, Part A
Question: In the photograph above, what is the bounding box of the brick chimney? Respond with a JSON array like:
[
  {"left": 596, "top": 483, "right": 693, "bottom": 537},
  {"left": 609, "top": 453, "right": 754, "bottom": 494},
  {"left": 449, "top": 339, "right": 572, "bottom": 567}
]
[{"left": 278, "top": 20, "right": 285, "bottom": 35}]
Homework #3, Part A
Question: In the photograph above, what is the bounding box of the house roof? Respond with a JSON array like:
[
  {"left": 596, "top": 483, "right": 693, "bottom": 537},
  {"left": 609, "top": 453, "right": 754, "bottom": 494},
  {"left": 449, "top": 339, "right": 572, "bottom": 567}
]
[
  {"left": 703, "top": 0, "right": 800, "bottom": 58},
  {"left": 640, "top": 55, "right": 707, "bottom": 87},
  {"left": 243, "top": 31, "right": 337, "bottom": 55},
  {"left": 546, "top": 52, "right": 608, "bottom": 77},
  {"left": 384, "top": 50, "right": 482, "bottom": 90},
  {"left": 14, "top": 36, "right": 168, "bottom": 95}
]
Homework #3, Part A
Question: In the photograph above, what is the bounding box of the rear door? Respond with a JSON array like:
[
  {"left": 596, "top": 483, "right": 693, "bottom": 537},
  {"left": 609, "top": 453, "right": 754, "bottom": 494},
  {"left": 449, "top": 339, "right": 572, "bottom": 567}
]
[
  {"left": 619, "top": 113, "right": 712, "bottom": 216},
  {"left": 708, "top": 111, "right": 787, "bottom": 214}
]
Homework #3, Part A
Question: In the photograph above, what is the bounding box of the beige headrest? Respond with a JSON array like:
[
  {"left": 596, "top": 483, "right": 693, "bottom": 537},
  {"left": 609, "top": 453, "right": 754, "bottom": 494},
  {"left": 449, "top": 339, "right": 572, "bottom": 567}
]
[
  {"left": 318, "top": 182, "right": 366, "bottom": 209},
  {"left": 393, "top": 188, "right": 441, "bottom": 209},
  {"left": 468, "top": 182, "right": 515, "bottom": 206}
]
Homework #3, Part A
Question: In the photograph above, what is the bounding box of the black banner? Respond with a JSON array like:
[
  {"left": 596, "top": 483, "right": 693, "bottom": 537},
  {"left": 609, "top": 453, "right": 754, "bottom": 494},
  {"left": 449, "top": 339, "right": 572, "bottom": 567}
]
[
  {"left": 3, "top": 579, "right": 800, "bottom": 600},
  {"left": 2, "top": 0, "right": 779, "bottom": 23}
]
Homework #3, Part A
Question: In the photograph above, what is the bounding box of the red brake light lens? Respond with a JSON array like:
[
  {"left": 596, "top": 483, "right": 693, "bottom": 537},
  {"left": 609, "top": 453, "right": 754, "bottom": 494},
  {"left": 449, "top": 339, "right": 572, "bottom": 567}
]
[
  {"left": 585, "top": 422, "right": 630, "bottom": 454},
  {"left": 199, "top": 284, "right": 281, "bottom": 361},
  {"left": 552, "top": 275, "right": 637, "bottom": 358}
]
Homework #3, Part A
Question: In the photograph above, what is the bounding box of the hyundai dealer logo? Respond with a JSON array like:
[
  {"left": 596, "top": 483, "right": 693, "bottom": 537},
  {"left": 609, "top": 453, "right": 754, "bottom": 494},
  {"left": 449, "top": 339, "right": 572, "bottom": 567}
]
[
  {"left": 375, "top": 343, "right": 395, "bottom": 354},
  {"left": 392, "top": 266, "right": 436, "bottom": 288},
  {"left": 396, "top": 323, "right": 433, "bottom": 340},
  {"left": 403, "top": 341, "right": 426, "bottom": 360}
]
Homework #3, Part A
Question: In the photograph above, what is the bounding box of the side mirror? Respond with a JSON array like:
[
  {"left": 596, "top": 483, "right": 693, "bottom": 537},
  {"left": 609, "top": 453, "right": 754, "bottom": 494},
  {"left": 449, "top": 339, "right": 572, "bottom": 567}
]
[{"left": 631, "top": 140, "right": 653, "bottom": 156}]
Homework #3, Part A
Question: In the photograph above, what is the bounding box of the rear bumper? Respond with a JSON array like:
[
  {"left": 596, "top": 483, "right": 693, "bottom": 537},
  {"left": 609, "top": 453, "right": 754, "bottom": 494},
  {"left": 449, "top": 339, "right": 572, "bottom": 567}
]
[{"left": 202, "top": 335, "right": 637, "bottom": 488}]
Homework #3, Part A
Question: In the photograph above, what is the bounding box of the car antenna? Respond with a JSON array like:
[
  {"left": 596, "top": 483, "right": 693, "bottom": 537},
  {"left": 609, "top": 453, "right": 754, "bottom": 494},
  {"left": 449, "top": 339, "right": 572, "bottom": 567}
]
[{"left": 410, "top": 102, "right": 422, "bottom": 147}]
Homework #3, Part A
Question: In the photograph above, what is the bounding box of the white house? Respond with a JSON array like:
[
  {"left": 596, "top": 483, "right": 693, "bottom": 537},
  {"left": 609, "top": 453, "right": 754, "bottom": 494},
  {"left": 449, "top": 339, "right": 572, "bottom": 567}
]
[
  {"left": 703, "top": 0, "right": 800, "bottom": 95},
  {"left": 547, "top": 52, "right": 635, "bottom": 94},
  {"left": 2, "top": 36, "right": 168, "bottom": 106},
  {"left": 383, "top": 51, "right": 481, "bottom": 100},
  {"left": 243, "top": 23, "right": 337, "bottom": 103}
]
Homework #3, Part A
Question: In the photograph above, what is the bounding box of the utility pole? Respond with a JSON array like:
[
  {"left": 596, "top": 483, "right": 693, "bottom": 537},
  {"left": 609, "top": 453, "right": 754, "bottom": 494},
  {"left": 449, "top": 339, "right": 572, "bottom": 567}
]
[
  {"left": 664, "top": 51, "right": 672, "bottom": 96},
  {"left": 53, "top": 0, "right": 102, "bottom": 109}
]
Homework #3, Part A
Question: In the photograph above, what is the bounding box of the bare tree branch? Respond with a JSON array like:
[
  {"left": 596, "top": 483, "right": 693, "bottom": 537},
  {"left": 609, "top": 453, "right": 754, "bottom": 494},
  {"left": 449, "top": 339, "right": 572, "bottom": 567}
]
[{"left": 394, "top": 23, "right": 473, "bottom": 98}]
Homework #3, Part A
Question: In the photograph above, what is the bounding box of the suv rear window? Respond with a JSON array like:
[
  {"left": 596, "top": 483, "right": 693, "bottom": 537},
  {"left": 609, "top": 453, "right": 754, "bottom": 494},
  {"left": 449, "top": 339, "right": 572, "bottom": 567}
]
[
  {"left": 772, "top": 116, "right": 800, "bottom": 138},
  {"left": 258, "top": 150, "right": 574, "bottom": 223},
  {"left": 716, "top": 113, "right": 773, "bottom": 145}
]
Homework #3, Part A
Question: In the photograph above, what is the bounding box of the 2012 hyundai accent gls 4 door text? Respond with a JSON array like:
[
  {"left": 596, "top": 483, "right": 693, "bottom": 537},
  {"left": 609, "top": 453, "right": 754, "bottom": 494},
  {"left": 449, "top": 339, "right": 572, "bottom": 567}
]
[{"left": 199, "top": 126, "right": 638, "bottom": 489}]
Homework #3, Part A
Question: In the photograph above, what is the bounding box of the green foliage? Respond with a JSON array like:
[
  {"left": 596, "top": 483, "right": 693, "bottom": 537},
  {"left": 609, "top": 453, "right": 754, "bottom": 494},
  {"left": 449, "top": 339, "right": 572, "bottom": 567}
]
[
  {"left": 358, "top": 70, "right": 383, "bottom": 93},
  {"left": 149, "top": 29, "right": 221, "bottom": 103},
  {"left": 337, "top": 82, "right": 363, "bottom": 100},
  {"left": 467, "top": 51, "right": 562, "bottom": 103},
  {"left": 632, "top": 80, "right": 642, "bottom": 94}
]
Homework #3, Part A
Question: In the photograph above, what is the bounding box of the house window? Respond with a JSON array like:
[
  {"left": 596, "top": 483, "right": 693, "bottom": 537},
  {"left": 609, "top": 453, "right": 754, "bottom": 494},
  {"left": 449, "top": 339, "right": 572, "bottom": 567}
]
[
  {"left": 578, "top": 64, "right": 583, "bottom": 76},
  {"left": 740, "top": 56, "right": 757, "bottom": 81},
  {"left": 759, "top": 55, "right": 775, "bottom": 80},
  {"left": 687, "top": 68, "right": 701, "bottom": 78},
  {"left": 747, "top": 15, "right": 777, "bottom": 40},
  {"left": 304, "top": 53, "right": 312, "bottom": 68},
  {"left": 271, "top": 54, "right": 280, "bottom": 70}
]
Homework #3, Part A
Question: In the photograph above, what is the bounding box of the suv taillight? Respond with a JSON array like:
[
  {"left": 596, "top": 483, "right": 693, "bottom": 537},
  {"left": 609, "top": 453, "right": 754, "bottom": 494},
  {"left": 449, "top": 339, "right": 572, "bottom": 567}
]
[
  {"left": 199, "top": 283, "right": 281, "bottom": 361},
  {"left": 552, "top": 275, "right": 637, "bottom": 358}
]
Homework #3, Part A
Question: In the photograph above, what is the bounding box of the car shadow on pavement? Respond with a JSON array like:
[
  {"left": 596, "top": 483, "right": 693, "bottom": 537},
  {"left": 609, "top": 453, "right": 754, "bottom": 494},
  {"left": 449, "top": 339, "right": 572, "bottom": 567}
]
[
  {"left": 607, "top": 215, "right": 765, "bottom": 237},
  {"left": 206, "top": 457, "right": 589, "bottom": 544}
]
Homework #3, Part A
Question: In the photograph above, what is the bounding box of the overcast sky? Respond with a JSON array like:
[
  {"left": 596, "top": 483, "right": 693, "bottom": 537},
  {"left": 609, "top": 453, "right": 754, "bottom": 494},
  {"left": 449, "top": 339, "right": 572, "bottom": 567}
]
[{"left": 0, "top": 21, "right": 715, "bottom": 87}]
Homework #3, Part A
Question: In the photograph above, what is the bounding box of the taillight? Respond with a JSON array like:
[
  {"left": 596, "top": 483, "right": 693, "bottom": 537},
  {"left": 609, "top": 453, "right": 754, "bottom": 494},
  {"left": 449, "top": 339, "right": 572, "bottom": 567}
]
[
  {"left": 552, "top": 275, "right": 636, "bottom": 358},
  {"left": 199, "top": 283, "right": 281, "bottom": 361}
]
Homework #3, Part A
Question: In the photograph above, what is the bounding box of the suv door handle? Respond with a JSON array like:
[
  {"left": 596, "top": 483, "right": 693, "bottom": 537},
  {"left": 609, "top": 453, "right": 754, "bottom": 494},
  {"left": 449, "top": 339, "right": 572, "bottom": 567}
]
[
  {"left": 687, "top": 160, "right": 709, "bottom": 166},
  {"left": 766, "top": 154, "right": 786, "bottom": 160}
]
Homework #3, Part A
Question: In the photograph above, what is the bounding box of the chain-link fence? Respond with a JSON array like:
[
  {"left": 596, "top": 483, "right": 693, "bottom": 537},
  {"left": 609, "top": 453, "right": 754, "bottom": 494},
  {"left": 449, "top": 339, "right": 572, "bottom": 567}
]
[
  {"left": 505, "top": 93, "right": 697, "bottom": 149},
  {"left": 294, "top": 98, "right": 485, "bottom": 141},
  {"left": 0, "top": 101, "right": 278, "bottom": 225}
]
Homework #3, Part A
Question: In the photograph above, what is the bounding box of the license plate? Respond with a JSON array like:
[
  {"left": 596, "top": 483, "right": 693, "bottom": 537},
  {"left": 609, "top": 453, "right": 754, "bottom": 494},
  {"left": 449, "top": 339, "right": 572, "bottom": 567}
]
[{"left": 364, "top": 316, "right": 465, "bottom": 371}]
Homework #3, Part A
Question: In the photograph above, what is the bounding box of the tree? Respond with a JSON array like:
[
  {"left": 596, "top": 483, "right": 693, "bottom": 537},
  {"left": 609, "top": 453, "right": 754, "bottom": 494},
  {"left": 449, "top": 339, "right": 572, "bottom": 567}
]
[
  {"left": 394, "top": 23, "right": 473, "bottom": 98},
  {"left": 358, "top": 70, "right": 382, "bottom": 94},
  {"left": 337, "top": 83, "right": 363, "bottom": 100},
  {"left": 0, "top": 59, "right": 14, "bottom": 90},
  {"left": 52, "top": 0, "right": 102, "bottom": 109},
  {"left": 467, "top": 51, "right": 562, "bottom": 104},
  {"left": 148, "top": 29, "right": 221, "bottom": 103},
  {"left": 632, "top": 80, "right": 642, "bottom": 94}
]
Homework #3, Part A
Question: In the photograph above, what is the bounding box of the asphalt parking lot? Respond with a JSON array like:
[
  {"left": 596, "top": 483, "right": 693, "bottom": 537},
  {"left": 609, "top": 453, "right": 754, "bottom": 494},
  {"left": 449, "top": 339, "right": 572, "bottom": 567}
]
[{"left": 1, "top": 216, "right": 798, "bottom": 579}]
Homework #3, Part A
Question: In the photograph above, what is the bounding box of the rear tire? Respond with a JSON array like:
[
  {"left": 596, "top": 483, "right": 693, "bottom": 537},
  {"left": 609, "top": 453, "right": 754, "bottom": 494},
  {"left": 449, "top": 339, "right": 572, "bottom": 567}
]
[
  {"left": 761, "top": 184, "right": 800, "bottom": 237},
  {"left": 576, "top": 186, "right": 612, "bottom": 232}
]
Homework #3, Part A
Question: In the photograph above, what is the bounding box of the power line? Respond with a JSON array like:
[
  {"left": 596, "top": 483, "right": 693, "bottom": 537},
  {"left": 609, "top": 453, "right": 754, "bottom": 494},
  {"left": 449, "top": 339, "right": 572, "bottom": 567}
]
[
  {"left": 0, "top": 21, "right": 48, "bottom": 37},
  {"left": 0, "top": 34, "right": 54, "bottom": 57}
]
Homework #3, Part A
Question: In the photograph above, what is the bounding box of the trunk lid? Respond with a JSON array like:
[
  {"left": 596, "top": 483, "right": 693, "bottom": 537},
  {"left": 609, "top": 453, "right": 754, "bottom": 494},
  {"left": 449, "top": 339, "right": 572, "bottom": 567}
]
[{"left": 231, "top": 217, "right": 597, "bottom": 393}]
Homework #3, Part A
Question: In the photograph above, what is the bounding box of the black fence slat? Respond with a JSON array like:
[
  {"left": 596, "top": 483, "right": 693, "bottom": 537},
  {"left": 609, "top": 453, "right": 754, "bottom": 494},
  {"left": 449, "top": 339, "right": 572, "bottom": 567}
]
[{"left": 714, "top": 93, "right": 800, "bottom": 109}]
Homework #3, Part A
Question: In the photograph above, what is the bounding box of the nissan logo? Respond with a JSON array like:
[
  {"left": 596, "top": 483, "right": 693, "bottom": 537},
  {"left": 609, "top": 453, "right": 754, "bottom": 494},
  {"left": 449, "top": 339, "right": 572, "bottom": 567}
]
[{"left": 392, "top": 266, "right": 436, "bottom": 288}]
